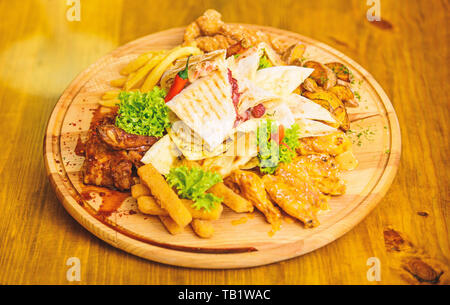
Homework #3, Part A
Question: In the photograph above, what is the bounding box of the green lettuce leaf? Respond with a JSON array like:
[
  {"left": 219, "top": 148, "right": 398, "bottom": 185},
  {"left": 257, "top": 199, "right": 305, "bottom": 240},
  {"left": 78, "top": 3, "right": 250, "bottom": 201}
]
[{"left": 166, "top": 166, "right": 223, "bottom": 211}]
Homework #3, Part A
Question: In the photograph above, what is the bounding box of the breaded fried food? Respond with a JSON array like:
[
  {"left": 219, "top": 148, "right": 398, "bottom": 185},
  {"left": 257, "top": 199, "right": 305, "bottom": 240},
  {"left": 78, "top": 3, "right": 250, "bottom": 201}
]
[
  {"left": 225, "top": 170, "right": 281, "bottom": 227},
  {"left": 137, "top": 163, "right": 192, "bottom": 227},
  {"left": 263, "top": 175, "right": 319, "bottom": 228},
  {"left": 137, "top": 196, "right": 168, "bottom": 216},
  {"left": 159, "top": 216, "right": 184, "bottom": 235},
  {"left": 291, "top": 155, "right": 346, "bottom": 196},
  {"left": 191, "top": 219, "right": 214, "bottom": 238},
  {"left": 208, "top": 182, "right": 254, "bottom": 213},
  {"left": 181, "top": 199, "right": 223, "bottom": 220}
]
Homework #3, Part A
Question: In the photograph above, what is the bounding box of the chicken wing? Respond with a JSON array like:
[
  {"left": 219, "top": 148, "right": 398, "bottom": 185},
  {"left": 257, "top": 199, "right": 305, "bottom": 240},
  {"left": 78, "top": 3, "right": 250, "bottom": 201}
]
[
  {"left": 263, "top": 175, "right": 319, "bottom": 228},
  {"left": 97, "top": 124, "right": 158, "bottom": 150}
]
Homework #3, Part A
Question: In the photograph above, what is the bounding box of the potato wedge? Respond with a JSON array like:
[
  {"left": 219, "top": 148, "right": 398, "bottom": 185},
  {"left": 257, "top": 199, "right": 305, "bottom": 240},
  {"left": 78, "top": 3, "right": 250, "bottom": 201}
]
[
  {"left": 302, "top": 91, "right": 350, "bottom": 131},
  {"left": 302, "top": 77, "right": 322, "bottom": 93},
  {"left": 282, "top": 42, "right": 306, "bottom": 65},
  {"left": 329, "top": 84, "right": 359, "bottom": 107},
  {"left": 137, "top": 163, "right": 192, "bottom": 227},
  {"left": 141, "top": 46, "right": 202, "bottom": 92},
  {"left": 303, "top": 61, "right": 337, "bottom": 90},
  {"left": 191, "top": 219, "right": 214, "bottom": 238},
  {"left": 137, "top": 196, "right": 168, "bottom": 216},
  {"left": 181, "top": 199, "right": 223, "bottom": 220},
  {"left": 325, "top": 62, "right": 352, "bottom": 82},
  {"left": 208, "top": 183, "right": 254, "bottom": 213}
]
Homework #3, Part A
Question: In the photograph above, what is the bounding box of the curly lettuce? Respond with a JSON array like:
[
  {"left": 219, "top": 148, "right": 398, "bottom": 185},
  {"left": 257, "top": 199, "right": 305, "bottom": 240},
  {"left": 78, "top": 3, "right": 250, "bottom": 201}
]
[
  {"left": 257, "top": 119, "right": 301, "bottom": 174},
  {"left": 115, "top": 87, "right": 170, "bottom": 137},
  {"left": 166, "top": 166, "right": 223, "bottom": 211}
]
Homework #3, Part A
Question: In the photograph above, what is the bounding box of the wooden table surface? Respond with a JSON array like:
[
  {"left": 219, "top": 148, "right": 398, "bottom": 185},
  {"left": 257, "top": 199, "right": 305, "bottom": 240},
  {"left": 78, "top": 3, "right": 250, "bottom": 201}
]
[{"left": 0, "top": 0, "right": 448, "bottom": 285}]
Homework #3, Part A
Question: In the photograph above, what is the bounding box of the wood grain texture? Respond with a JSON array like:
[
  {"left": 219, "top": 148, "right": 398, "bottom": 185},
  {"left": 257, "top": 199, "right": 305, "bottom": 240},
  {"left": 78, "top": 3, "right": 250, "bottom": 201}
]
[
  {"left": 0, "top": 0, "right": 448, "bottom": 284},
  {"left": 44, "top": 25, "right": 400, "bottom": 269}
]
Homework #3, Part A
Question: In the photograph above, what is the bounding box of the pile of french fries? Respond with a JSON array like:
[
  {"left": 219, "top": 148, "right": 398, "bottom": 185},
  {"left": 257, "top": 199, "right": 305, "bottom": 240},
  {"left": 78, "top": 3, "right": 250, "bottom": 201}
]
[
  {"left": 133, "top": 163, "right": 254, "bottom": 238},
  {"left": 100, "top": 46, "right": 202, "bottom": 107}
]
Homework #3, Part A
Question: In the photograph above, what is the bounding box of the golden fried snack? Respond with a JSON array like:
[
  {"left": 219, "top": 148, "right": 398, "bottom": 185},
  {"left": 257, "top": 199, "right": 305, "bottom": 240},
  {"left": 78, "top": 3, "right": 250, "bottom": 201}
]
[
  {"left": 137, "top": 163, "right": 192, "bottom": 227},
  {"left": 120, "top": 51, "right": 153, "bottom": 76},
  {"left": 282, "top": 42, "right": 306, "bottom": 65},
  {"left": 208, "top": 183, "right": 254, "bottom": 213},
  {"left": 225, "top": 170, "right": 281, "bottom": 227},
  {"left": 181, "top": 199, "right": 223, "bottom": 220},
  {"left": 184, "top": 21, "right": 201, "bottom": 43},
  {"left": 137, "top": 196, "right": 168, "bottom": 216},
  {"left": 191, "top": 219, "right": 214, "bottom": 238},
  {"left": 159, "top": 216, "right": 184, "bottom": 235},
  {"left": 262, "top": 175, "right": 319, "bottom": 228},
  {"left": 131, "top": 183, "right": 151, "bottom": 198},
  {"left": 194, "top": 35, "right": 230, "bottom": 52}
]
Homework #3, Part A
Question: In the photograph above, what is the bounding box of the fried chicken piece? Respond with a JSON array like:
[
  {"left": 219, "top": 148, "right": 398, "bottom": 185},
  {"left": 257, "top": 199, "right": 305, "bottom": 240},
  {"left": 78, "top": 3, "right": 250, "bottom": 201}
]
[
  {"left": 81, "top": 109, "right": 140, "bottom": 191},
  {"left": 97, "top": 124, "right": 158, "bottom": 150},
  {"left": 184, "top": 21, "right": 201, "bottom": 43},
  {"left": 220, "top": 24, "right": 271, "bottom": 47},
  {"left": 225, "top": 170, "right": 281, "bottom": 227},
  {"left": 263, "top": 175, "right": 319, "bottom": 228},
  {"left": 278, "top": 155, "right": 345, "bottom": 196},
  {"left": 275, "top": 160, "right": 329, "bottom": 210},
  {"left": 194, "top": 34, "right": 232, "bottom": 52}
]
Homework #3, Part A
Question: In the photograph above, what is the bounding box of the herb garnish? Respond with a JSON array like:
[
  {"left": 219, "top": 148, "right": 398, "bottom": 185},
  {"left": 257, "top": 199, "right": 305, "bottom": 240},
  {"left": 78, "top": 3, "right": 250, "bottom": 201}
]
[{"left": 166, "top": 166, "right": 223, "bottom": 211}]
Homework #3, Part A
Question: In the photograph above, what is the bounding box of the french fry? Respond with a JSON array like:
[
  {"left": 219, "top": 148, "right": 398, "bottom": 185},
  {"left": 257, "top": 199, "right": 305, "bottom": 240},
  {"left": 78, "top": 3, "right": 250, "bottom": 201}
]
[
  {"left": 124, "top": 54, "right": 166, "bottom": 91},
  {"left": 140, "top": 46, "right": 202, "bottom": 92},
  {"left": 120, "top": 51, "right": 154, "bottom": 76},
  {"left": 181, "top": 199, "right": 223, "bottom": 220},
  {"left": 208, "top": 183, "right": 254, "bottom": 213},
  {"left": 137, "top": 196, "right": 168, "bottom": 216},
  {"left": 98, "top": 99, "right": 120, "bottom": 107},
  {"left": 159, "top": 216, "right": 184, "bottom": 235},
  {"left": 101, "top": 90, "right": 120, "bottom": 100},
  {"left": 137, "top": 163, "right": 192, "bottom": 227},
  {"left": 110, "top": 77, "right": 127, "bottom": 88},
  {"left": 131, "top": 183, "right": 151, "bottom": 199},
  {"left": 191, "top": 219, "right": 214, "bottom": 238}
]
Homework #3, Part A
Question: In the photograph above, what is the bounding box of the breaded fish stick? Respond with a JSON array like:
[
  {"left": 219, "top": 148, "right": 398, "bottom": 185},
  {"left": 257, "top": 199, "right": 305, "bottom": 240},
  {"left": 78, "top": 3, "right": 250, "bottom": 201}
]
[
  {"left": 263, "top": 175, "right": 319, "bottom": 228},
  {"left": 181, "top": 199, "right": 223, "bottom": 220},
  {"left": 138, "top": 164, "right": 192, "bottom": 227},
  {"left": 137, "top": 196, "right": 168, "bottom": 216},
  {"left": 191, "top": 219, "right": 214, "bottom": 238},
  {"left": 159, "top": 216, "right": 184, "bottom": 235},
  {"left": 208, "top": 183, "right": 254, "bottom": 213}
]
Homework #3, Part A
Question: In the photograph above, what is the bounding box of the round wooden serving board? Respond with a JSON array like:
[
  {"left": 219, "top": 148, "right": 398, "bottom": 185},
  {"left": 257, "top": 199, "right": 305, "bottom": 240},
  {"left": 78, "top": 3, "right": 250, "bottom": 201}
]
[{"left": 44, "top": 25, "right": 401, "bottom": 269}]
